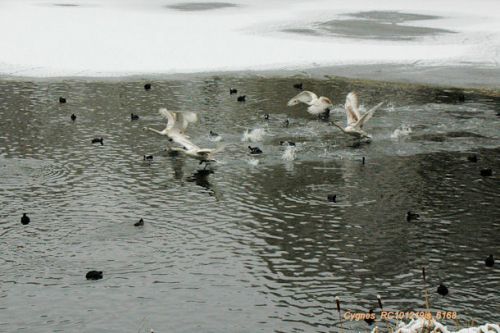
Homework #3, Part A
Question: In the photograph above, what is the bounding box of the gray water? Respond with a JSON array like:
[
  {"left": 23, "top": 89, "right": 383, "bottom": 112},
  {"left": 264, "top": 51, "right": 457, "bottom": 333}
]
[{"left": 0, "top": 76, "right": 499, "bottom": 332}]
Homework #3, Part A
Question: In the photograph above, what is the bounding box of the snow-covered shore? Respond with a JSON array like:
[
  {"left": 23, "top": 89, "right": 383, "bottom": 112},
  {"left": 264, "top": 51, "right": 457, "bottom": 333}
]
[{"left": 0, "top": 0, "right": 499, "bottom": 78}]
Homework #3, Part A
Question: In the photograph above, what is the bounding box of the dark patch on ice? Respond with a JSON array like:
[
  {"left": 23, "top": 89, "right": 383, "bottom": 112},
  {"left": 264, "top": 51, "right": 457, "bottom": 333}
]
[
  {"left": 282, "top": 28, "right": 321, "bottom": 36},
  {"left": 53, "top": 3, "right": 79, "bottom": 7},
  {"left": 282, "top": 10, "right": 454, "bottom": 41},
  {"left": 167, "top": 2, "right": 237, "bottom": 11},
  {"left": 346, "top": 11, "right": 441, "bottom": 24},
  {"left": 318, "top": 19, "right": 453, "bottom": 41}
]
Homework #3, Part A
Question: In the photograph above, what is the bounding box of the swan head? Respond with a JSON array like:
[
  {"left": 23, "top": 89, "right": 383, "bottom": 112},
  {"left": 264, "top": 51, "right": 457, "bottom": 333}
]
[{"left": 287, "top": 99, "right": 300, "bottom": 106}]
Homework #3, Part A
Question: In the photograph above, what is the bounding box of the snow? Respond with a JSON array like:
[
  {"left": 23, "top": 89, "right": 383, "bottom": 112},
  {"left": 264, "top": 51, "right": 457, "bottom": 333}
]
[
  {"left": 0, "top": 0, "right": 499, "bottom": 77},
  {"left": 374, "top": 318, "right": 500, "bottom": 333}
]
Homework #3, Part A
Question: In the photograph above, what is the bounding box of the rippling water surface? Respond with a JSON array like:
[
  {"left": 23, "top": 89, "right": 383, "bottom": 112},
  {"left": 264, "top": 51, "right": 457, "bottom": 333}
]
[{"left": 0, "top": 76, "right": 499, "bottom": 332}]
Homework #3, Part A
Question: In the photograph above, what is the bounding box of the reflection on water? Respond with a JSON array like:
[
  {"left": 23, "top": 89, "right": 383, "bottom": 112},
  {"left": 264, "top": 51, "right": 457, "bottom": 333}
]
[{"left": 0, "top": 76, "right": 499, "bottom": 332}]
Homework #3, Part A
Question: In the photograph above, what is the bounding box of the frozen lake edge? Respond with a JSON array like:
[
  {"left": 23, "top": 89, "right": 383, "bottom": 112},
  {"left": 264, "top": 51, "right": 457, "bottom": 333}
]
[{"left": 2, "top": 63, "right": 499, "bottom": 92}]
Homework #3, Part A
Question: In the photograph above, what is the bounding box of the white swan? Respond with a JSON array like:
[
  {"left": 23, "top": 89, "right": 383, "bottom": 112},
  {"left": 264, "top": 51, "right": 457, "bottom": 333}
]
[
  {"left": 287, "top": 91, "right": 333, "bottom": 118},
  {"left": 143, "top": 108, "right": 198, "bottom": 138},
  {"left": 332, "top": 92, "right": 383, "bottom": 139},
  {"left": 168, "top": 130, "right": 223, "bottom": 164}
]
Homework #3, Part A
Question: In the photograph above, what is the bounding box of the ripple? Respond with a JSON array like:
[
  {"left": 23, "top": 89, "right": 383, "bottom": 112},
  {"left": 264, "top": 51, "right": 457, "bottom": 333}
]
[{"left": 0, "top": 77, "right": 498, "bottom": 332}]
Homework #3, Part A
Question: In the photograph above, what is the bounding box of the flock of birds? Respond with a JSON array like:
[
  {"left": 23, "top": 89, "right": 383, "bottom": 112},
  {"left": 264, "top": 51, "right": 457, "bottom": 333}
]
[
  {"left": 17, "top": 81, "right": 497, "bottom": 317},
  {"left": 138, "top": 86, "right": 384, "bottom": 169}
]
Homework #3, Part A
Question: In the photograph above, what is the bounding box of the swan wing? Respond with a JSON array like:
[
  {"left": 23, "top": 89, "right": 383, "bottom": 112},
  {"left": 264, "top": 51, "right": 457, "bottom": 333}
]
[
  {"left": 176, "top": 111, "right": 198, "bottom": 131},
  {"left": 196, "top": 149, "right": 213, "bottom": 155},
  {"left": 287, "top": 91, "right": 318, "bottom": 106},
  {"left": 169, "top": 130, "right": 200, "bottom": 151},
  {"left": 159, "top": 108, "right": 198, "bottom": 132},
  {"left": 159, "top": 108, "right": 176, "bottom": 130},
  {"left": 345, "top": 104, "right": 359, "bottom": 126},
  {"left": 354, "top": 102, "right": 383, "bottom": 129},
  {"left": 331, "top": 122, "right": 347, "bottom": 133},
  {"left": 345, "top": 92, "right": 360, "bottom": 115}
]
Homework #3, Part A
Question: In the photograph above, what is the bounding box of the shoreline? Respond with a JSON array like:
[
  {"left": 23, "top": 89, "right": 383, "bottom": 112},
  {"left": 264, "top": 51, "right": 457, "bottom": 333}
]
[{"left": 1, "top": 63, "right": 499, "bottom": 94}]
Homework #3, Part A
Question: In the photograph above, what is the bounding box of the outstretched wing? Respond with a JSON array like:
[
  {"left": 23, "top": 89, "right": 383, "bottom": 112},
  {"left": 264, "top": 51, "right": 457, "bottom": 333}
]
[
  {"left": 345, "top": 104, "right": 359, "bottom": 126},
  {"left": 196, "top": 144, "right": 224, "bottom": 156},
  {"left": 345, "top": 92, "right": 361, "bottom": 125},
  {"left": 345, "top": 92, "right": 360, "bottom": 115},
  {"left": 176, "top": 111, "right": 198, "bottom": 131},
  {"left": 354, "top": 102, "right": 383, "bottom": 129},
  {"left": 159, "top": 108, "right": 198, "bottom": 132},
  {"left": 287, "top": 91, "right": 318, "bottom": 106},
  {"left": 159, "top": 108, "right": 176, "bottom": 130},
  {"left": 169, "top": 129, "right": 200, "bottom": 151}
]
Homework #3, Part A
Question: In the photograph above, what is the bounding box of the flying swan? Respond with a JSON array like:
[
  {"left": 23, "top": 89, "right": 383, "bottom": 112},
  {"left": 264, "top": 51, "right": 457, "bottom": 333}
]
[
  {"left": 143, "top": 108, "right": 198, "bottom": 138},
  {"left": 287, "top": 91, "right": 333, "bottom": 119},
  {"left": 168, "top": 130, "right": 223, "bottom": 165},
  {"left": 331, "top": 92, "right": 383, "bottom": 139}
]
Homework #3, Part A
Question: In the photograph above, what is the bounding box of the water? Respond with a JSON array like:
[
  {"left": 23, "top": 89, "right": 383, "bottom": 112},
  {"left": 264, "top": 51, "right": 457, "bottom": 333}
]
[{"left": 0, "top": 76, "right": 499, "bottom": 332}]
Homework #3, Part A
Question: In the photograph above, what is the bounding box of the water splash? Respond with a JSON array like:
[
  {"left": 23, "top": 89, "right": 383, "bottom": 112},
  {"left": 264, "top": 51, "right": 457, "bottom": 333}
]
[
  {"left": 242, "top": 128, "right": 266, "bottom": 142},
  {"left": 247, "top": 158, "right": 260, "bottom": 166},
  {"left": 208, "top": 134, "right": 222, "bottom": 142},
  {"left": 281, "top": 146, "right": 297, "bottom": 161},
  {"left": 391, "top": 125, "right": 412, "bottom": 139}
]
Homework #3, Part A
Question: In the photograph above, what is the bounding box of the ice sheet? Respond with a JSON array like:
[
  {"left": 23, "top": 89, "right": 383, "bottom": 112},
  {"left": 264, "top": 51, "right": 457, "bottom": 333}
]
[{"left": 0, "top": 0, "right": 499, "bottom": 77}]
